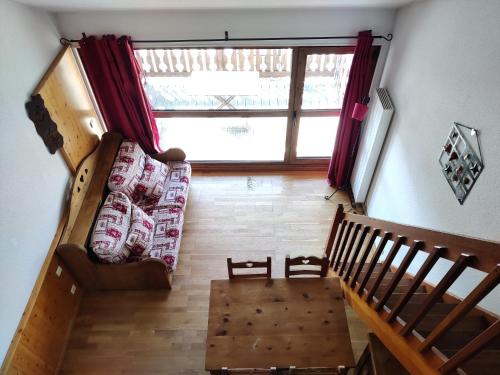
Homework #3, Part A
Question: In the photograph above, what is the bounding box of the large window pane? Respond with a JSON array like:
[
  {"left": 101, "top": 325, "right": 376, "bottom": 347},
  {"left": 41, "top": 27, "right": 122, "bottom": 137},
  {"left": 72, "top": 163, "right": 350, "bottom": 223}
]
[
  {"left": 136, "top": 48, "right": 292, "bottom": 110},
  {"left": 157, "top": 117, "right": 287, "bottom": 161},
  {"left": 301, "top": 53, "right": 353, "bottom": 110},
  {"left": 296, "top": 116, "right": 339, "bottom": 158}
]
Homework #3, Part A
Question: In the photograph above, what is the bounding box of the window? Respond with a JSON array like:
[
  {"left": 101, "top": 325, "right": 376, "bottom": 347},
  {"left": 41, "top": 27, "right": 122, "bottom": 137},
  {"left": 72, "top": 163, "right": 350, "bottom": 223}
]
[
  {"left": 156, "top": 117, "right": 287, "bottom": 161},
  {"left": 140, "top": 49, "right": 292, "bottom": 111},
  {"left": 294, "top": 47, "right": 353, "bottom": 159},
  {"left": 135, "top": 47, "right": 363, "bottom": 165}
]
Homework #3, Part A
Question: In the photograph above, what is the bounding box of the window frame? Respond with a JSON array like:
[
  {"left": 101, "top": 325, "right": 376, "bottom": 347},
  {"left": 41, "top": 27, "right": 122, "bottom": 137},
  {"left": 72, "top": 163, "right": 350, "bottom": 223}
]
[
  {"left": 289, "top": 46, "right": 355, "bottom": 164},
  {"left": 139, "top": 45, "right": 379, "bottom": 170}
]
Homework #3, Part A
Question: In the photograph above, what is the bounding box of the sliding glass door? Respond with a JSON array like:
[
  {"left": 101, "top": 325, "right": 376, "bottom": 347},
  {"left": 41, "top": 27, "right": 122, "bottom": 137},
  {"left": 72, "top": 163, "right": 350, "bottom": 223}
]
[
  {"left": 135, "top": 46, "right": 359, "bottom": 166},
  {"left": 290, "top": 47, "right": 354, "bottom": 162}
]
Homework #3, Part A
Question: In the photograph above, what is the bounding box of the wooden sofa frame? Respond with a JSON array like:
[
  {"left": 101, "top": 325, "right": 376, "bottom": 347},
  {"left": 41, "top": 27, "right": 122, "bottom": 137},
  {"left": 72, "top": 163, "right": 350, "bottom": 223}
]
[{"left": 56, "top": 132, "right": 186, "bottom": 290}]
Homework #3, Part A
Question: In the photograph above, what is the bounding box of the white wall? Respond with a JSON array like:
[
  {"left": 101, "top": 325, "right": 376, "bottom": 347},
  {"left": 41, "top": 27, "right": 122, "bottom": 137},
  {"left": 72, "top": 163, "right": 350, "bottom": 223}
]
[
  {"left": 366, "top": 0, "right": 500, "bottom": 314},
  {"left": 0, "top": 0, "right": 69, "bottom": 363},
  {"left": 367, "top": 0, "right": 500, "bottom": 243},
  {"left": 55, "top": 7, "right": 395, "bottom": 47}
]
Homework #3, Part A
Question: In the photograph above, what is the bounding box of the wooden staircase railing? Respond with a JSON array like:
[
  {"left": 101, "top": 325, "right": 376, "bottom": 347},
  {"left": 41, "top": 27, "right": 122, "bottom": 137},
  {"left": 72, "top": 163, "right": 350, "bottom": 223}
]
[{"left": 325, "top": 204, "right": 500, "bottom": 375}]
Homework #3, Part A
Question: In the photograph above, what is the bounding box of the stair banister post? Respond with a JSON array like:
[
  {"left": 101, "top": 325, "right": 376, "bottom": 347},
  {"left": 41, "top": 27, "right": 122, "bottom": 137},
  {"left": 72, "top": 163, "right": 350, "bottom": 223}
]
[
  {"left": 386, "top": 246, "right": 446, "bottom": 323},
  {"left": 325, "top": 204, "right": 345, "bottom": 262},
  {"left": 365, "top": 235, "right": 406, "bottom": 303},
  {"left": 339, "top": 223, "right": 362, "bottom": 276},
  {"left": 439, "top": 319, "right": 500, "bottom": 373},
  {"left": 419, "top": 263, "right": 500, "bottom": 352},
  {"left": 400, "top": 253, "right": 474, "bottom": 336},
  {"left": 343, "top": 225, "right": 371, "bottom": 283},
  {"left": 350, "top": 228, "right": 381, "bottom": 289},
  {"left": 374, "top": 240, "right": 424, "bottom": 312},
  {"left": 357, "top": 231, "right": 391, "bottom": 295},
  {"left": 334, "top": 222, "right": 354, "bottom": 271}
]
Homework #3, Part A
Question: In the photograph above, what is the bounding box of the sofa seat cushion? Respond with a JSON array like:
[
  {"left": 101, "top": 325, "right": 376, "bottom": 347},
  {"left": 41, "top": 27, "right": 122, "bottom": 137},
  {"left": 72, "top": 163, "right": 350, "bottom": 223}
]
[
  {"left": 132, "top": 207, "right": 184, "bottom": 271},
  {"left": 90, "top": 192, "right": 131, "bottom": 264},
  {"left": 134, "top": 155, "right": 169, "bottom": 202},
  {"left": 137, "top": 161, "right": 191, "bottom": 212},
  {"left": 125, "top": 204, "right": 155, "bottom": 256},
  {"left": 108, "top": 140, "right": 146, "bottom": 199}
]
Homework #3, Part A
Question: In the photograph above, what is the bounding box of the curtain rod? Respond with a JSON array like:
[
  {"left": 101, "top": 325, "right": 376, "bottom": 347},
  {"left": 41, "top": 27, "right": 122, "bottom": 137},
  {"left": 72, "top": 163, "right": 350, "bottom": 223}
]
[{"left": 60, "top": 30, "right": 393, "bottom": 45}]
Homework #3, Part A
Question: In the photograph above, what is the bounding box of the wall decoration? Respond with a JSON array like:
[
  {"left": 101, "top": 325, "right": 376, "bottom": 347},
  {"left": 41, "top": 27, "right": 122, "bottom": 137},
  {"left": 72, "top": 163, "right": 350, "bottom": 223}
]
[
  {"left": 438, "top": 122, "right": 484, "bottom": 204},
  {"left": 25, "top": 94, "right": 64, "bottom": 154}
]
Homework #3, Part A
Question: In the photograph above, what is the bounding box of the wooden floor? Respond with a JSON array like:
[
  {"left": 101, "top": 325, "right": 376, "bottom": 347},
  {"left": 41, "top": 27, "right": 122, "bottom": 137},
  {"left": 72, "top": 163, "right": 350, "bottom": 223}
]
[{"left": 59, "top": 172, "right": 370, "bottom": 374}]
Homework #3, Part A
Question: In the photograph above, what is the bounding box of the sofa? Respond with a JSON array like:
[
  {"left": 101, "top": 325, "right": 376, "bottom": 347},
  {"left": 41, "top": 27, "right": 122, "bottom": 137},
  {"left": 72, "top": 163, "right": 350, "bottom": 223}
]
[{"left": 56, "top": 133, "right": 190, "bottom": 290}]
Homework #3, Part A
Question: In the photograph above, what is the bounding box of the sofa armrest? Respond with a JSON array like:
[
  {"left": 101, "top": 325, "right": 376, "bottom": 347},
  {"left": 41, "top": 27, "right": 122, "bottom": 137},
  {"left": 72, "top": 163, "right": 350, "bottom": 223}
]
[{"left": 152, "top": 148, "right": 186, "bottom": 163}]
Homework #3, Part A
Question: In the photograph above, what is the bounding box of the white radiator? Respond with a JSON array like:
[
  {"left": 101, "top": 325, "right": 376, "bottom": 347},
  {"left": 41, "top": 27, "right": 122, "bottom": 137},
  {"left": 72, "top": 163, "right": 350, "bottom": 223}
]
[{"left": 351, "top": 88, "right": 395, "bottom": 203}]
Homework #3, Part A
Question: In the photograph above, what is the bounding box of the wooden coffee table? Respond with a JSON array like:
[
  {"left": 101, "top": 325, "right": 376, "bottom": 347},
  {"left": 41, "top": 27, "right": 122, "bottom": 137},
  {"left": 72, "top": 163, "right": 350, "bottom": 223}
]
[{"left": 205, "top": 278, "right": 355, "bottom": 373}]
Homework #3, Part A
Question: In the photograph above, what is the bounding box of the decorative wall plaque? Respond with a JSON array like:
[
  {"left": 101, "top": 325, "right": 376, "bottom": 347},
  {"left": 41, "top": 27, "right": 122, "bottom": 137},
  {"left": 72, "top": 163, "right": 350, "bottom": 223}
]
[
  {"left": 438, "top": 122, "right": 484, "bottom": 204},
  {"left": 25, "top": 94, "right": 64, "bottom": 154}
]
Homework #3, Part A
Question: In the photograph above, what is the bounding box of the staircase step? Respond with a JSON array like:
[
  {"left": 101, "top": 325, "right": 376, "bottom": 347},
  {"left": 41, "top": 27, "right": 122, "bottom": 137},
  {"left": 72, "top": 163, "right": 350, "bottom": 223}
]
[
  {"left": 370, "top": 286, "right": 426, "bottom": 301},
  {"left": 457, "top": 349, "right": 500, "bottom": 375},
  {"left": 356, "top": 272, "right": 414, "bottom": 288},
  {"left": 341, "top": 262, "right": 384, "bottom": 273},
  {"left": 354, "top": 272, "right": 401, "bottom": 289},
  {"left": 416, "top": 314, "right": 488, "bottom": 334},
  {"left": 366, "top": 279, "right": 427, "bottom": 295},
  {"left": 432, "top": 330, "right": 500, "bottom": 354},
  {"left": 399, "top": 302, "right": 457, "bottom": 317},
  {"left": 385, "top": 292, "right": 430, "bottom": 307},
  {"left": 366, "top": 277, "right": 413, "bottom": 286},
  {"left": 340, "top": 262, "right": 385, "bottom": 279}
]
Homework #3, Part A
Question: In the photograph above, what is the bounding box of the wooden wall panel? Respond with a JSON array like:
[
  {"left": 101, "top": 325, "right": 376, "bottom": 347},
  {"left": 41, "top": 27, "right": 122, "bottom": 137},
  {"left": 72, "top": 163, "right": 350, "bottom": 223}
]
[
  {"left": 3, "top": 253, "right": 82, "bottom": 375},
  {"left": 34, "top": 46, "right": 104, "bottom": 174},
  {"left": 1, "top": 45, "right": 102, "bottom": 375}
]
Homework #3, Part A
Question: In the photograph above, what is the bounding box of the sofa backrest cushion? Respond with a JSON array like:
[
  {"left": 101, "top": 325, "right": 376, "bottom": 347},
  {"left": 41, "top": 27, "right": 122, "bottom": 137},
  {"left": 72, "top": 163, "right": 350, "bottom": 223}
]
[
  {"left": 108, "top": 140, "right": 146, "bottom": 199},
  {"left": 134, "top": 155, "right": 169, "bottom": 201},
  {"left": 90, "top": 191, "right": 131, "bottom": 264},
  {"left": 125, "top": 204, "right": 155, "bottom": 257}
]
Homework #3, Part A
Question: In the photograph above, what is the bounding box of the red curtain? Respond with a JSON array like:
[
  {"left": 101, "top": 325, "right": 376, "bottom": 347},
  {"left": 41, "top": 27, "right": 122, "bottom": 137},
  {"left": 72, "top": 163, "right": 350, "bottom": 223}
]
[
  {"left": 78, "top": 35, "right": 161, "bottom": 154},
  {"left": 327, "top": 30, "right": 377, "bottom": 188}
]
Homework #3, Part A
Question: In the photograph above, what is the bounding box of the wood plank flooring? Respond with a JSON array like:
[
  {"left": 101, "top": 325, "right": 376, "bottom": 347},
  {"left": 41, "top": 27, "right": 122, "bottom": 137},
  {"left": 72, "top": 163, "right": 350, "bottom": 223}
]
[{"left": 59, "top": 172, "right": 370, "bottom": 374}]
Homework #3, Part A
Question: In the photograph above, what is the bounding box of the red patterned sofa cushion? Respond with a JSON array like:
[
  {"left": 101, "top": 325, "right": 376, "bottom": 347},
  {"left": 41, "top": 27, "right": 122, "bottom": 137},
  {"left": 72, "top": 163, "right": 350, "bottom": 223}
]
[
  {"left": 137, "top": 161, "right": 191, "bottom": 212},
  {"left": 138, "top": 207, "right": 184, "bottom": 271},
  {"left": 134, "top": 155, "right": 169, "bottom": 202},
  {"left": 90, "top": 192, "right": 131, "bottom": 264},
  {"left": 125, "top": 204, "right": 155, "bottom": 257},
  {"left": 108, "top": 140, "right": 146, "bottom": 199}
]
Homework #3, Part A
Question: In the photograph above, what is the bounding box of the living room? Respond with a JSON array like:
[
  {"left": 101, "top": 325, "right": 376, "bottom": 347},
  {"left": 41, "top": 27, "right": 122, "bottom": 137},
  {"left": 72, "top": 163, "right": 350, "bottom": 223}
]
[{"left": 1, "top": 0, "right": 499, "bottom": 374}]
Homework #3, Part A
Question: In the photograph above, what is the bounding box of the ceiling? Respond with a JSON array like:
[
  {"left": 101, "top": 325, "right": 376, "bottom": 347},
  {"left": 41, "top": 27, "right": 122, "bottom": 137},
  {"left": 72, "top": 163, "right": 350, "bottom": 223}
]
[{"left": 14, "top": 0, "right": 417, "bottom": 11}]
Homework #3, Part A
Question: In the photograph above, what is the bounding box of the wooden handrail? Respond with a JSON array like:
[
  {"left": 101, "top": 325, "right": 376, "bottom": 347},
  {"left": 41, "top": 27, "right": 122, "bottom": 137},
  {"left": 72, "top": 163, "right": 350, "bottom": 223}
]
[
  {"left": 325, "top": 204, "right": 500, "bottom": 374},
  {"left": 341, "top": 211, "right": 497, "bottom": 273}
]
